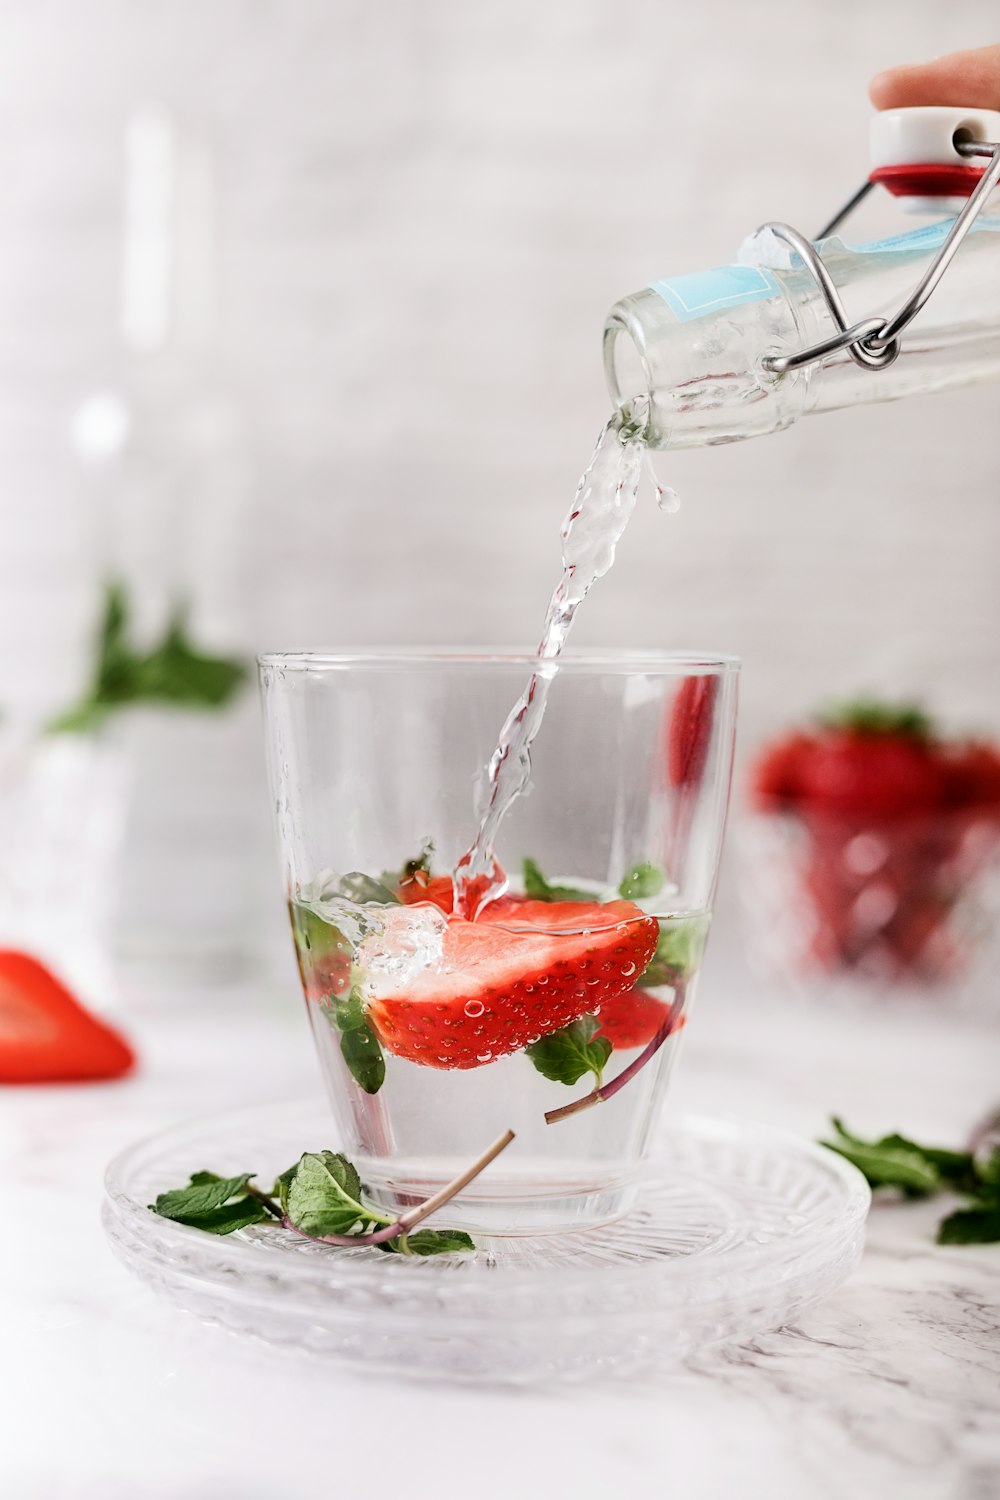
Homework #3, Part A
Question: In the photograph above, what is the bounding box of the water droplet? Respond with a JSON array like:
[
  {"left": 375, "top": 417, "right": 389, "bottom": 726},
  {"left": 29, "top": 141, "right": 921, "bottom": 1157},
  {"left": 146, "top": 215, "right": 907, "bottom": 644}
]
[
  {"left": 524, "top": 984, "right": 535, "bottom": 993},
  {"left": 620, "top": 962, "right": 636, "bottom": 976},
  {"left": 657, "top": 485, "right": 681, "bottom": 514},
  {"left": 586, "top": 976, "right": 600, "bottom": 986},
  {"left": 537, "top": 975, "right": 549, "bottom": 986},
  {"left": 476, "top": 1051, "right": 493, "bottom": 1063},
  {"left": 464, "top": 999, "right": 485, "bottom": 1018}
]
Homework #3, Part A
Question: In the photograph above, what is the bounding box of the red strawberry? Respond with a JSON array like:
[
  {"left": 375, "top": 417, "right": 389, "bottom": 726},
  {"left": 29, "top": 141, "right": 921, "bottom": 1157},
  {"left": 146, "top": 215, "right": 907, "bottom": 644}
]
[
  {"left": 0, "top": 952, "right": 135, "bottom": 1083},
  {"left": 752, "top": 731, "right": 814, "bottom": 808},
  {"left": 593, "top": 986, "right": 670, "bottom": 1049},
  {"left": 943, "top": 743, "right": 1000, "bottom": 810},
  {"left": 397, "top": 871, "right": 455, "bottom": 913},
  {"left": 795, "top": 731, "right": 943, "bottom": 821},
  {"left": 366, "top": 900, "right": 658, "bottom": 1070},
  {"left": 667, "top": 675, "right": 718, "bottom": 788}
]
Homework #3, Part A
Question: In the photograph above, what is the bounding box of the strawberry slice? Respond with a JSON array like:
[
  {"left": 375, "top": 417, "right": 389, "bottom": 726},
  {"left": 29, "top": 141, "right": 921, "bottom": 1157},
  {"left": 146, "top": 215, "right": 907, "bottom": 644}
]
[
  {"left": 367, "top": 900, "right": 658, "bottom": 1069},
  {"left": 593, "top": 985, "right": 670, "bottom": 1049},
  {"left": 0, "top": 952, "right": 135, "bottom": 1083}
]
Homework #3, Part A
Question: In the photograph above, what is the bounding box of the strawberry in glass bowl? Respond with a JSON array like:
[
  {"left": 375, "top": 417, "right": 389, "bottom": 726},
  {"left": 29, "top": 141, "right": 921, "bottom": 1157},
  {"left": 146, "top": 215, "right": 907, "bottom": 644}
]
[{"left": 743, "top": 701, "right": 1000, "bottom": 993}]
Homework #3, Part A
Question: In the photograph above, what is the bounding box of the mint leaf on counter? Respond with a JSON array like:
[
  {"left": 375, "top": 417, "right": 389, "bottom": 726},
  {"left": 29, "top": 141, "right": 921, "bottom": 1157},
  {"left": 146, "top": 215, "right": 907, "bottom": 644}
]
[
  {"left": 333, "top": 991, "right": 385, "bottom": 1095},
  {"left": 618, "top": 862, "right": 665, "bottom": 900},
  {"left": 820, "top": 1116, "right": 1000, "bottom": 1245},
  {"left": 822, "top": 1119, "right": 974, "bottom": 1197},
  {"left": 522, "top": 858, "right": 594, "bottom": 905},
  {"left": 526, "top": 1015, "right": 611, "bottom": 1087},
  {"left": 937, "top": 1203, "right": 1000, "bottom": 1245}
]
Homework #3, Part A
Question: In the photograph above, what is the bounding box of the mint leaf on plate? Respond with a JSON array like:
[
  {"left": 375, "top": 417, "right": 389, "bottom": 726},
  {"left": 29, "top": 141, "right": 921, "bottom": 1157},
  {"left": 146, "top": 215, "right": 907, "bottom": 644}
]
[
  {"left": 378, "top": 1229, "right": 476, "bottom": 1256},
  {"left": 283, "top": 1150, "right": 385, "bottom": 1238},
  {"left": 522, "top": 857, "right": 593, "bottom": 904},
  {"left": 526, "top": 1015, "right": 612, "bottom": 1087},
  {"left": 618, "top": 862, "right": 665, "bottom": 900},
  {"left": 151, "top": 1172, "right": 272, "bottom": 1235},
  {"left": 333, "top": 991, "right": 385, "bottom": 1094}
]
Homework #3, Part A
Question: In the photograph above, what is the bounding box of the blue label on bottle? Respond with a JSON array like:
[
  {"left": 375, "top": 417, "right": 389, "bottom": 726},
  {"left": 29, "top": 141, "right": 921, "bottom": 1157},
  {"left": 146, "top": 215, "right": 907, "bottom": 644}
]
[
  {"left": 650, "top": 263, "right": 781, "bottom": 322},
  {"left": 847, "top": 214, "right": 1000, "bottom": 255}
]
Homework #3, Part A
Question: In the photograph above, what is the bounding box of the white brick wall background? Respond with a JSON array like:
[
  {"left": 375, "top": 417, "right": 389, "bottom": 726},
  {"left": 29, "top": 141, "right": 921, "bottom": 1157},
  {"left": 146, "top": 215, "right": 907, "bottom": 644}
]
[{"left": 1, "top": 2, "right": 998, "bottom": 977}]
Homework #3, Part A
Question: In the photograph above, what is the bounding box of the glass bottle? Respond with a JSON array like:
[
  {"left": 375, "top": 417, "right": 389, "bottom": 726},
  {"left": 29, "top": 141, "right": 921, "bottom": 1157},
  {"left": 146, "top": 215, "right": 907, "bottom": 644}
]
[{"left": 604, "top": 106, "right": 1000, "bottom": 448}]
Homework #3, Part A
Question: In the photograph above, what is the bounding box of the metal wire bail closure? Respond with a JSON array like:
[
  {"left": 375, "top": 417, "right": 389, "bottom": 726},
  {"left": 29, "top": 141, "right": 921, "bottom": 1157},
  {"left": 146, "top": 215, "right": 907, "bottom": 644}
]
[{"left": 761, "top": 137, "right": 1000, "bottom": 378}]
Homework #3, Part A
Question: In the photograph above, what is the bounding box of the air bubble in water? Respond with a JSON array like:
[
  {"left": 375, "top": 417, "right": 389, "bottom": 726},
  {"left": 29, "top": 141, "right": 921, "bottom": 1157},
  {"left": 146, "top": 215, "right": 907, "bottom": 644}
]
[
  {"left": 464, "top": 999, "right": 485, "bottom": 1018},
  {"left": 657, "top": 485, "right": 681, "bottom": 514}
]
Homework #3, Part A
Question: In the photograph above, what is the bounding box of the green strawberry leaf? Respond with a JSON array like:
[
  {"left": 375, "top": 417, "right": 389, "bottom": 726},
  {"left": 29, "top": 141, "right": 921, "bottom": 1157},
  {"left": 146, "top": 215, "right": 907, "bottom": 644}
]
[
  {"left": 522, "top": 857, "right": 593, "bottom": 904},
  {"left": 526, "top": 1015, "right": 611, "bottom": 1087},
  {"left": 618, "top": 862, "right": 665, "bottom": 900},
  {"left": 816, "top": 698, "right": 933, "bottom": 740},
  {"left": 333, "top": 991, "right": 386, "bottom": 1094},
  {"left": 283, "top": 1150, "right": 389, "bottom": 1238},
  {"left": 936, "top": 1202, "right": 1000, "bottom": 1245}
]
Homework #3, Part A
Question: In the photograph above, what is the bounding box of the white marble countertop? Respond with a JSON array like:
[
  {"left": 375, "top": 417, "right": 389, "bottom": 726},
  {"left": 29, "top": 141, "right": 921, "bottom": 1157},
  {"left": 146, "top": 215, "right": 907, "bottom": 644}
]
[{"left": 3, "top": 953, "right": 999, "bottom": 1500}]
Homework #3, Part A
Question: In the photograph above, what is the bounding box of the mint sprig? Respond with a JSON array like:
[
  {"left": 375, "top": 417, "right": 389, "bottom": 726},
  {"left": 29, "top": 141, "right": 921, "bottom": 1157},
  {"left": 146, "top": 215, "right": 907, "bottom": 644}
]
[
  {"left": 48, "top": 581, "right": 246, "bottom": 734},
  {"left": 526, "top": 1016, "right": 611, "bottom": 1087},
  {"left": 820, "top": 1117, "right": 1000, "bottom": 1244},
  {"left": 151, "top": 1133, "right": 515, "bottom": 1254},
  {"left": 522, "top": 858, "right": 594, "bottom": 904},
  {"left": 617, "top": 862, "right": 665, "bottom": 901},
  {"left": 332, "top": 991, "right": 386, "bottom": 1095},
  {"left": 636, "top": 915, "right": 708, "bottom": 989}
]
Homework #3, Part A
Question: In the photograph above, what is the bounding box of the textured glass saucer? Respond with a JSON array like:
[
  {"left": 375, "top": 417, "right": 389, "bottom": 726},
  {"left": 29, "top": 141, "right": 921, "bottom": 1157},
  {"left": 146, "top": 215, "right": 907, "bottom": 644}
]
[{"left": 103, "top": 1101, "right": 869, "bottom": 1384}]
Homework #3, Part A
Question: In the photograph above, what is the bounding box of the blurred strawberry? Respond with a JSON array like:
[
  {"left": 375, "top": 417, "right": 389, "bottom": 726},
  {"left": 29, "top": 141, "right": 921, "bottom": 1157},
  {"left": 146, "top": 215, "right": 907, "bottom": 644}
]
[
  {"left": 667, "top": 675, "right": 718, "bottom": 789},
  {"left": 942, "top": 743, "right": 1000, "bottom": 810}
]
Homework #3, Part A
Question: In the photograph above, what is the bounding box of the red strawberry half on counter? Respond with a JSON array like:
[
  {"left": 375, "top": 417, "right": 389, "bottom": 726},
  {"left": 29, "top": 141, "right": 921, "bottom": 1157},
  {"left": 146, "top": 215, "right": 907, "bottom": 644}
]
[
  {"left": 0, "top": 952, "right": 135, "bottom": 1083},
  {"left": 367, "top": 899, "right": 658, "bottom": 1069}
]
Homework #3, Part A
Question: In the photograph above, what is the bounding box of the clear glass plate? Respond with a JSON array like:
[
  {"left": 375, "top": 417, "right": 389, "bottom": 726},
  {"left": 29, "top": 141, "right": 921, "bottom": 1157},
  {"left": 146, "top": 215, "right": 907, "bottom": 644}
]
[{"left": 103, "top": 1101, "right": 869, "bottom": 1384}]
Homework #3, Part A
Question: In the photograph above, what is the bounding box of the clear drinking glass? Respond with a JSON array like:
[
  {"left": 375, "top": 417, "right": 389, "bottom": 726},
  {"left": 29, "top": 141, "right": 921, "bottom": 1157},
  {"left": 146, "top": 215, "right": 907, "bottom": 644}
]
[{"left": 259, "top": 650, "right": 738, "bottom": 1234}]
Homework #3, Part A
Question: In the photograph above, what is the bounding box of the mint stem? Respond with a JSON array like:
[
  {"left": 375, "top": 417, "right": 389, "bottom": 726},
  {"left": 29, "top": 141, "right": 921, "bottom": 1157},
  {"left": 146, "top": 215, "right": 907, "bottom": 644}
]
[
  {"left": 282, "top": 1128, "right": 515, "bottom": 1247},
  {"left": 544, "top": 984, "right": 687, "bottom": 1126},
  {"left": 245, "top": 1182, "right": 282, "bottom": 1219}
]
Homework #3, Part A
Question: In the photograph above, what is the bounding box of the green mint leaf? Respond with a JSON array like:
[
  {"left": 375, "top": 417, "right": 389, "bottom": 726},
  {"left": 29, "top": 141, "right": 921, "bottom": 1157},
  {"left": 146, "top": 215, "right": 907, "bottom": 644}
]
[
  {"left": 637, "top": 915, "right": 708, "bottom": 988},
  {"left": 618, "top": 863, "right": 665, "bottom": 900},
  {"left": 284, "top": 1150, "right": 388, "bottom": 1238},
  {"left": 153, "top": 1173, "right": 254, "bottom": 1221},
  {"left": 181, "top": 1198, "right": 271, "bottom": 1235},
  {"left": 135, "top": 609, "right": 246, "bottom": 709},
  {"left": 522, "top": 857, "right": 593, "bottom": 904},
  {"left": 526, "top": 1015, "right": 611, "bottom": 1086},
  {"left": 936, "top": 1202, "right": 1000, "bottom": 1245},
  {"left": 338, "top": 872, "right": 400, "bottom": 905},
  {"left": 821, "top": 1120, "right": 943, "bottom": 1197},
  {"left": 378, "top": 1229, "right": 476, "bottom": 1256},
  {"left": 47, "top": 581, "right": 246, "bottom": 732},
  {"left": 334, "top": 993, "right": 385, "bottom": 1094},
  {"left": 272, "top": 1164, "right": 299, "bottom": 1214},
  {"left": 977, "top": 1144, "right": 1000, "bottom": 1188}
]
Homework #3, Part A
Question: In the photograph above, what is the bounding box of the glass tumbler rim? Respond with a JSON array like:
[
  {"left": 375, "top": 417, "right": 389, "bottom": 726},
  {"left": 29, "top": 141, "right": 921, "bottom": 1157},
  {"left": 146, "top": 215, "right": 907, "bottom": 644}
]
[{"left": 257, "top": 647, "right": 741, "bottom": 676}]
